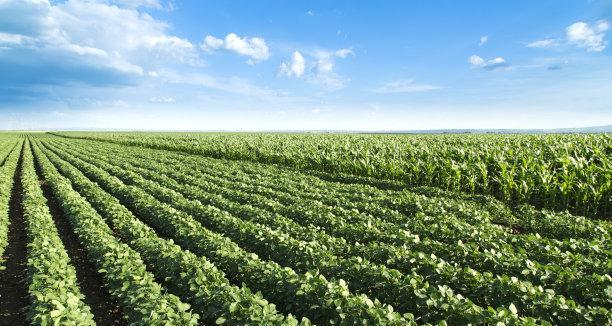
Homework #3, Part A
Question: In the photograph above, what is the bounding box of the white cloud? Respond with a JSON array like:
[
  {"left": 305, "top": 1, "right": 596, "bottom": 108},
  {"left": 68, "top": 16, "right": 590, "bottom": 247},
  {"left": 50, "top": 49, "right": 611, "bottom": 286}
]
[
  {"left": 370, "top": 80, "right": 441, "bottom": 93},
  {"left": 0, "top": 32, "right": 31, "bottom": 44},
  {"left": 201, "top": 33, "right": 270, "bottom": 62},
  {"left": 566, "top": 20, "right": 609, "bottom": 52},
  {"left": 312, "top": 57, "right": 342, "bottom": 88},
  {"left": 468, "top": 55, "right": 485, "bottom": 66},
  {"left": 203, "top": 35, "right": 224, "bottom": 50},
  {"left": 528, "top": 20, "right": 609, "bottom": 52},
  {"left": 479, "top": 36, "right": 488, "bottom": 46},
  {"left": 0, "top": 0, "right": 201, "bottom": 86},
  {"left": 597, "top": 20, "right": 610, "bottom": 32},
  {"left": 306, "top": 10, "right": 315, "bottom": 16},
  {"left": 277, "top": 48, "right": 353, "bottom": 89},
  {"left": 143, "top": 35, "right": 200, "bottom": 65},
  {"left": 311, "top": 107, "right": 321, "bottom": 113},
  {"left": 51, "top": 1, "right": 199, "bottom": 65},
  {"left": 65, "top": 44, "right": 109, "bottom": 56},
  {"left": 468, "top": 55, "right": 510, "bottom": 71},
  {"left": 334, "top": 48, "right": 354, "bottom": 58},
  {"left": 309, "top": 49, "right": 353, "bottom": 89},
  {"left": 278, "top": 51, "right": 305, "bottom": 77},
  {"left": 526, "top": 38, "right": 559, "bottom": 49}
]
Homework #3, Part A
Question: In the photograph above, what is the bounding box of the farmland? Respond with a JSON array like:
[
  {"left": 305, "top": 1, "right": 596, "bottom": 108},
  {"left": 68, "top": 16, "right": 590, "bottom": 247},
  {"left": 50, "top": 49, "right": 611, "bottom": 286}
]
[{"left": 0, "top": 132, "right": 610, "bottom": 325}]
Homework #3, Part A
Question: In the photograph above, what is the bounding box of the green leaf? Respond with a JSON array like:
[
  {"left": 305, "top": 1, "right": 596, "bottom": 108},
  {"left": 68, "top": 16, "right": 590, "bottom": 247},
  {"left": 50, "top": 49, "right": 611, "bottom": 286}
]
[{"left": 508, "top": 303, "right": 517, "bottom": 315}]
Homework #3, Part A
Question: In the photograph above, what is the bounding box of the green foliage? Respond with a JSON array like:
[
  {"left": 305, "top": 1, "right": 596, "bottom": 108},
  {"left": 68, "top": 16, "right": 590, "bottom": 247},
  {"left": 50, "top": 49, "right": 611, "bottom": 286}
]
[
  {"left": 0, "top": 139, "right": 22, "bottom": 270},
  {"left": 31, "top": 140, "right": 199, "bottom": 325},
  {"left": 2, "top": 131, "right": 606, "bottom": 325},
  {"left": 33, "top": 140, "right": 306, "bottom": 325},
  {"left": 39, "top": 139, "right": 415, "bottom": 325},
  {"left": 39, "top": 135, "right": 611, "bottom": 325},
  {"left": 50, "top": 131, "right": 612, "bottom": 219},
  {"left": 21, "top": 140, "right": 96, "bottom": 325}
]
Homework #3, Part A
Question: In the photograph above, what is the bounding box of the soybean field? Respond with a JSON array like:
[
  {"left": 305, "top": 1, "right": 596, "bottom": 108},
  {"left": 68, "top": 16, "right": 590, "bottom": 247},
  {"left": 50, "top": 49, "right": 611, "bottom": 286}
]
[{"left": 0, "top": 132, "right": 610, "bottom": 325}]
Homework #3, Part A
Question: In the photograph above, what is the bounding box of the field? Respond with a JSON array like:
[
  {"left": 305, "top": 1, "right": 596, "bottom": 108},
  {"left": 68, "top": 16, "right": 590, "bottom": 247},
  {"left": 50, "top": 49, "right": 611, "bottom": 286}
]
[{"left": 0, "top": 132, "right": 610, "bottom": 325}]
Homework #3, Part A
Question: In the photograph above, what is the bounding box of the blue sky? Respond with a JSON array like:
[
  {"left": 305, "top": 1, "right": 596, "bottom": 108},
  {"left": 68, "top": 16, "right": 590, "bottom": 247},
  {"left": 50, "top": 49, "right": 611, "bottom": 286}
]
[{"left": 0, "top": 0, "right": 611, "bottom": 130}]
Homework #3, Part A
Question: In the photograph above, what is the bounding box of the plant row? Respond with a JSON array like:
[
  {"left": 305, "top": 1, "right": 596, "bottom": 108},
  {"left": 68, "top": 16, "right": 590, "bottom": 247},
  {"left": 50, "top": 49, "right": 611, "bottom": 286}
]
[
  {"left": 0, "top": 139, "right": 22, "bottom": 270},
  {"left": 36, "top": 139, "right": 417, "bottom": 325},
  {"left": 49, "top": 138, "right": 610, "bottom": 271},
  {"left": 307, "top": 169, "right": 611, "bottom": 242},
  {"left": 32, "top": 139, "right": 200, "bottom": 325},
  {"left": 48, "top": 138, "right": 612, "bottom": 324},
  {"left": 52, "top": 137, "right": 608, "bottom": 260},
  {"left": 31, "top": 140, "right": 307, "bottom": 325},
  {"left": 45, "top": 139, "right": 611, "bottom": 309},
  {"left": 21, "top": 140, "right": 96, "bottom": 324},
  {"left": 48, "top": 132, "right": 612, "bottom": 218}
]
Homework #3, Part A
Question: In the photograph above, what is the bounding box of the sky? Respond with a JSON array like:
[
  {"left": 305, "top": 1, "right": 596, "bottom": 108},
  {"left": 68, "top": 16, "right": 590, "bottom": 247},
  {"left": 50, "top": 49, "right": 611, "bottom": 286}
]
[{"left": 0, "top": 0, "right": 611, "bottom": 131}]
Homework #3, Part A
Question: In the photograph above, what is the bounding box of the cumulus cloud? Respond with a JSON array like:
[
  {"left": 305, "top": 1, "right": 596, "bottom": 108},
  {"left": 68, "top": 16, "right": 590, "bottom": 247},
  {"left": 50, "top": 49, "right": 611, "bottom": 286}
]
[
  {"left": 277, "top": 48, "right": 353, "bottom": 89},
  {"left": 309, "top": 49, "right": 352, "bottom": 89},
  {"left": 468, "top": 55, "right": 510, "bottom": 71},
  {"left": 0, "top": 0, "right": 201, "bottom": 89},
  {"left": 479, "top": 36, "right": 488, "bottom": 46},
  {"left": 203, "top": 35, "right": 223, "bottom": 50},
  {"left": 527, "top": 20, "right": 608, "bottom": 52},
  {"left": 370, "top": 80, "right": 441, "bottom": 93},
  {"left": 202, "top": 33, "right": 270, "bottom": 63},
  {"left": 468, "top": 55, "right": 485, "bottom": 66},
  {"left": 566, "top": 20, "right": 609, "bottom": 52},
  {"left": 278, "top": 51, "right": 305, "bottom": 77}
]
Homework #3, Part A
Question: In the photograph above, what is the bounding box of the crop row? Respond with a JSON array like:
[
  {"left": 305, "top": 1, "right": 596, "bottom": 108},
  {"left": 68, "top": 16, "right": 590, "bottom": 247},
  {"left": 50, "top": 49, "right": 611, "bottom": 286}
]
[
  {"left": 31, "top": 140, "right": 200, "bottom": 325},
  {"left": 39, "top": 137, "right": 611, "bottom": 324},
  {"left": 293, "top": 170, "right": 611, "bottom": 243},
  {"left": 21, "top": 140, "right": 96, "bottom": 324},
  {"left": 0, "top": 139, "right": 22, "bottom": 270},
  {"left": 58, "top": 140, "right": 612, "bottom": 324},
  {"left": 44, "top": 142, "right": 532, "bottom": 324},
  {"left": 48, "top": 137, "right": 609, "bottom": 250},
  {"left": 47, "top": 137, "right": 609, "bottom": 266},
  {"left": 35, "top": 139, "right": 418, "bottom": 325},
  {"left": 31, "top": 139, "right": 307, "bottom": 325},
  {"left": 319, "top": 173, "right": 610, "bottom": 241},
  {"left": 48, "top": 135, "right": 611, "bottom": 243},
  {"left": 44, "top": 138, "right": 612, "bottom": 309},
  {"left": 0, "top": 139, "right": 20, "bottom": 166},
  {"left": 49, "top": 132, "right": 612, "bottom": 218},
  {"left": 131, "top": 154, "right": 608, "bottom": 269}
]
